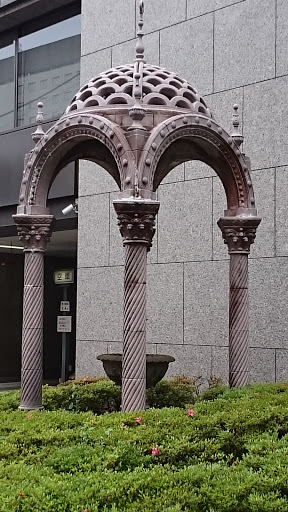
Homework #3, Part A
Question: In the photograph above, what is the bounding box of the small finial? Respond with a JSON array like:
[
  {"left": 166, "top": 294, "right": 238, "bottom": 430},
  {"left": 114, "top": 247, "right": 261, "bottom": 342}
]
[
  {"left": 231, "top": 104, "right": 244, "bottom": 148},
  {"left": 129, "top": 1, "right": 146, "bottom": 130},
  {"left": 32, "top": 102, "right": 45, "bottom": 145},
  {"left": 135, "top": 1, "right": 145, "bottom": 62}
]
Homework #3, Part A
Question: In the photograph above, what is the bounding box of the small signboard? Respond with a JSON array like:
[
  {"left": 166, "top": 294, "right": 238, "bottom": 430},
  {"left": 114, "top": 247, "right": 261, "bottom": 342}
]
[
  {"left": 54, "top": 269, "right": 74, "bottom": 285},
  {"left": 57, "top": 316, "right": 72, "bottom": 333},
  {"left": 60, "top": 301, "right": 70, "bottom": 312}
]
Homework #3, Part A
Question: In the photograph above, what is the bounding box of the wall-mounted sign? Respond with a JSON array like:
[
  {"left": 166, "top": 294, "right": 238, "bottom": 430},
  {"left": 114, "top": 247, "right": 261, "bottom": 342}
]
[
  {"left": 54, "top": 269, "right": 74, "bottom": 284},
  {"left": 60, "top": 301, "right": 70, "bottom": 312},
  {"left": 57, "top": 316, "right": 72, "bottom": 333}
]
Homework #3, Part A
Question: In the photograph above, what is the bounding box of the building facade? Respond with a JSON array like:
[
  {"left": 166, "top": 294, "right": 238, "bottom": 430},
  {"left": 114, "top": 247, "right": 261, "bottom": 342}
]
[
  {"left": 0, "top": 0, "right": 80, "bottom": 383},
  {"left": 0, "top": 0, "right": 287, "bottom": 386}
]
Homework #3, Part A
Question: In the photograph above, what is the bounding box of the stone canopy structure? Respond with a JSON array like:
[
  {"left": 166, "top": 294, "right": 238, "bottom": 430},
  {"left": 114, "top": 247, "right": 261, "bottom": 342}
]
[{"left": 14, "top": 1, "right": 261, "bottom": 411}]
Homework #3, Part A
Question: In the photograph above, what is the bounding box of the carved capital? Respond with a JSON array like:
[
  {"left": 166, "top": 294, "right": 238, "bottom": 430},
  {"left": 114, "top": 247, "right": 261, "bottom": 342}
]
[
  {"left": 218, "top": 217, "right": 261, "bottom": 254},
  {"left": 113, "top": 200, "right": 159, "bottom": 249},
  {"left": 13, "top": 215, "right": 53, "bottom": 252}
]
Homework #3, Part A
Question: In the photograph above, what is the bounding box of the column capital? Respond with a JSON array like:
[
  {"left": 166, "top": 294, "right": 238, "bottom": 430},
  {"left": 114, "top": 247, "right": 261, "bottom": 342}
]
[
  {"left": 113, "top": 199, "right": 159, "bottom": 249},
  {"left": 13, "top": 214, "right": 53, "bottom": 252},
  {"left": 217, "top": 216, "right": 261, "bottom": 254}
]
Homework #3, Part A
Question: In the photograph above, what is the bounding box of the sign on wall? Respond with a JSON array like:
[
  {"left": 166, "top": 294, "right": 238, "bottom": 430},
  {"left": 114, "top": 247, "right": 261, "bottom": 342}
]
[
  {"left": 57, "top": 316, "right": 72, "bottom": 333},
  {"left": 60, "top": 301, "right": 70, "bottom": 312},
  {"left": 53, "top": 269, "right": 74, "bottom": 284}
]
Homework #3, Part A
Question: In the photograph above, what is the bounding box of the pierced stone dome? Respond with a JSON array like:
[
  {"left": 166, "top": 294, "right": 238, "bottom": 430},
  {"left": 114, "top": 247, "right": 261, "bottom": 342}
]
[{"left": 66, "top": 64, "right": 212, "bottom": 117}]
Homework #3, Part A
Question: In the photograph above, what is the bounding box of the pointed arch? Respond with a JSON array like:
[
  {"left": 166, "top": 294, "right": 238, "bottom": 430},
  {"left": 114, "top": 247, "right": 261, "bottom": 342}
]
[
  {"left": 138, "top": 114, "right": 256, "bottom": 216},
  {"left": 18, "top": 112, "right": 136, "bottom": 213}
]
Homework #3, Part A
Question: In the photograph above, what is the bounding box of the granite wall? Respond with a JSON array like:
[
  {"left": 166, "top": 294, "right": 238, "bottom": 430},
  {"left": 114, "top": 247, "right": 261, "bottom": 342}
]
[{"left": 75, "top": 0, "right": 288, "bottom": 384}]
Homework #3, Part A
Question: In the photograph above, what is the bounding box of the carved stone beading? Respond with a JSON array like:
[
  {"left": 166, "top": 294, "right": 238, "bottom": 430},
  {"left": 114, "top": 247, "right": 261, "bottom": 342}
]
[
  {"left": 13, "top": 215, "right": 53, "bottom": 252},
  {"left": 20, "top": 117, "right": 137, "bottom": 207},
  {"left": 113, "top": 200, "right": 159, "bottom": 249},
  {"left": 145, "top": 118, "right": 251, "bottom": 209},
  {"left": 218, "top": 217, "right": 261, "bottom": 254}
]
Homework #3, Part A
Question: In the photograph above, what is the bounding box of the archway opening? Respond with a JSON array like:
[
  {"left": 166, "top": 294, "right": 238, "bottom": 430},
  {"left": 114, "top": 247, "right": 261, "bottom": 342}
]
[
  {"left": 146, "top": 160, "right": 230, "bottom": 384},
  {"left": 152, "top": 135, "right": 245, "bottom": 213}
]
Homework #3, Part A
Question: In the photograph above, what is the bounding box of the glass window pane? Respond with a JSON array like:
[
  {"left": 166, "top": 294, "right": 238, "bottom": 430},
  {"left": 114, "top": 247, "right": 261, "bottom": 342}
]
[
  {"left": 0, "top": 39, "right": 15, "bottom": 132},
  {"left": 17, "top": 15, "right": 81, "bottom": 127},
  {"left": 0, "top": 1, "right": 18, "bottom": 6}
]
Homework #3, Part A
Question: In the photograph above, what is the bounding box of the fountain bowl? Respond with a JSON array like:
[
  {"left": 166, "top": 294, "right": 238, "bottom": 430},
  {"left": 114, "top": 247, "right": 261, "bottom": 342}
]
[{"left": 97, "top": 353, "right": 175, "bottom": 388}]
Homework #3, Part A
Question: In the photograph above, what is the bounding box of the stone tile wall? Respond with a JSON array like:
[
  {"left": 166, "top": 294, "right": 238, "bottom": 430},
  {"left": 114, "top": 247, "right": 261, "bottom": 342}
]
[{"left": 76, "top": 0, "right": 288, "bottom": 383}]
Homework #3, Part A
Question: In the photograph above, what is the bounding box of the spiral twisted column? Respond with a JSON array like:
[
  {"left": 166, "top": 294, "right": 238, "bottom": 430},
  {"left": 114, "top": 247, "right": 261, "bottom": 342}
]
[
  {"left": 13, "top": 215, "right": 53, "bottom": 409},
  {"left": 114, "top": 200, "right": 159, "bottom": 411},
  {"left": 218, "top": 217, "right": 261, "bottom": 388}
]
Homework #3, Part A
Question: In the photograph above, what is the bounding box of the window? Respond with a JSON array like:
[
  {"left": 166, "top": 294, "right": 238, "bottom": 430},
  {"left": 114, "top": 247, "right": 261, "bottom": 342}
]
[
  {"left": 0, "top": 13, "right": 81, "bottom": 133},
  {"left": 0, "top": 36, "right": 15, "bottom": 132},
  {"left": 17, "top": 15, "right": 81, "bottom": 126}
]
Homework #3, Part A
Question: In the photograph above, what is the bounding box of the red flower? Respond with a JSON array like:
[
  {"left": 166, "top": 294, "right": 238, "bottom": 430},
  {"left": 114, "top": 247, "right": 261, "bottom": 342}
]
[
  {"left": 152, "top": 446, "right": 159, "bottom": 455},
  {"left": 136, "top": 417, "right": 141, "bottom": 424},
  {"left": 188, "top": 409, "right": 194, "bottom": 417},
  {"left": 18, "top": 492, "right": 24, "bottom": 497},
  {"left": 27, "top": 414, "right": 32, "bottom": 419}
]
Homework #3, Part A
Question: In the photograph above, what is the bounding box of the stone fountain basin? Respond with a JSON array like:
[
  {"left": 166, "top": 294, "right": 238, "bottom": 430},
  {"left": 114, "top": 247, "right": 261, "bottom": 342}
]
[{"left": 97, "top": 353, "right": 175, "bottom": 388}]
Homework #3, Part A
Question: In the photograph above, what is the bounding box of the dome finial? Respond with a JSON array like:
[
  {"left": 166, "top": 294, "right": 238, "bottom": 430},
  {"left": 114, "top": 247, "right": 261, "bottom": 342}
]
[
  {"left": 129, "top": 1, "right": 146, "bottom": 130},
  {"left": 135, "top": 1, "right": 145, "bottom": 63},
  {"left": 231, "top": 104, "right": 244, "bottom": 148},
  {"left": 31, "top": 102, "right": 45, "bottom": 145}
]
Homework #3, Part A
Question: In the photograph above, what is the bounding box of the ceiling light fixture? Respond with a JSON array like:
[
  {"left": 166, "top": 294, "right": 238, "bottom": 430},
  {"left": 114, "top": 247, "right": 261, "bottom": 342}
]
[{"left": 0, "top": 244, "right": 23, "bottom": 250}]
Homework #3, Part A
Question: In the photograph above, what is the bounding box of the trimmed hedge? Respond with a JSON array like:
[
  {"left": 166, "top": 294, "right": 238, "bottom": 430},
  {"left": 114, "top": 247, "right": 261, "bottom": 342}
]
[
  {"left": 0, "top": 383, "right": 288, "bottom": 510},
  {"left": 0, "top": 376, "right": 199, "bottom": 414}
]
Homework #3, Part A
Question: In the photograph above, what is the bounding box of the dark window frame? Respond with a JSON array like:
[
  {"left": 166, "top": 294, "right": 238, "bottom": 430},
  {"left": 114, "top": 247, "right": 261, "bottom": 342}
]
[{"left": 0, "top": 1, "right": 81, "bottom": 132}]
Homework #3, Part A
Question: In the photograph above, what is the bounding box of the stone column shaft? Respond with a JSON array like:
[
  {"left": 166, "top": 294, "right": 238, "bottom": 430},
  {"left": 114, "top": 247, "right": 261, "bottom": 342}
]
[
  {"left": 114, "top": 200, "right": 159, "bottom": 412},
  {"left": 21, "top": 251, "right": 44, "bottom": 409},
  {"left": 229, "top": 253, "right": 249, "bottom": 386},
  {"left": 218, "top": 217, "right": 261, "bottom": 388},
  {"left": 13, "top": 215, "right": 53, "bottom": 409},
  {"left": 123, "top": 243, "right": 147, "bottom": 411}
]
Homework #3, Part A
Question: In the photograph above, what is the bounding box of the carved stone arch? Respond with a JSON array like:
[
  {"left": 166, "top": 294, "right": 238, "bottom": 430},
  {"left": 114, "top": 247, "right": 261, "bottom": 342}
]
[
  {"left": 19, "top": 113, "right": 137, "bottom": 212},
  {"left": 138, "top": 114, "right": 256, "bottom": 216},
  {"left": 13, "top": 0, "right": 263, "bottom": 411},
  {"left": 137, "top": 111, "right": 261, "bottom": 391}
]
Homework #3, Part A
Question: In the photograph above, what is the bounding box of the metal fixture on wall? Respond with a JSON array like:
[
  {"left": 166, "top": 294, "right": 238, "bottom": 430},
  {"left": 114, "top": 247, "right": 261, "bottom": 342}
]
[
  {"left": 13, "top": 1, "right": 261, "bottom": 411},
  {"left": 62, "top": 203, "right": 78, "bottom": 216}
]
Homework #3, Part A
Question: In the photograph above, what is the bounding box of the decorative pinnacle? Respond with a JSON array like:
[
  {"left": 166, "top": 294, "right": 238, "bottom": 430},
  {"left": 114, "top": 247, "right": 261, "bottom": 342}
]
[
  {"left": 129, "top": 1, "right": 146, "bottom": 130},
  {"left": 231, "top": 104, "right": 244, "bottom": 148},
  {"left": 135, "top": 1, "right": 145, "bottom": 62},
  {"left": 31, "top": 102, "right": 45, "bottom": 145}
]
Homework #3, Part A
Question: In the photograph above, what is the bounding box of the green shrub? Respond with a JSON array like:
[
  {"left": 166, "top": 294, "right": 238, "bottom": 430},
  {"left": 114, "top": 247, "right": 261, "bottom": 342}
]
[
  {"left": 147, "top": 375, "right": 197, "bottom": 408},
  {"left": 199, "top": 385, "right": 227, "bottom": 402},
  {"left": 62, "top": 376, "right": 107, "bottom": 386},
  {"left": 0, "top": 389, "right": 20, "bottom": 411},
  {"left": 0, "top": 384, "right": 288, "bottom": 510},
  {"left": 43, "top": 379, "right": 122, "bottom": 414},
  {"left": 44, "top": 376, "right": 198, "bottom": 413},
  {"left": 0, "top": 376, "right": 198, "bottom": 415}
]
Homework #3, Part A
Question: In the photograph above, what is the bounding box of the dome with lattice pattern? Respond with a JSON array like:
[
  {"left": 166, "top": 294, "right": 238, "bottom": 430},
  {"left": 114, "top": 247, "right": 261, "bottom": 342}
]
[{"left": 66, "top": 64, "right": 212, "bottom": 117}]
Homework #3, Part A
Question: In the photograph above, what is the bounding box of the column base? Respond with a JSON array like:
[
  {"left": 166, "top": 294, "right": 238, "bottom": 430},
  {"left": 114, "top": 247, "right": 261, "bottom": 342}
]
[{"left": 19, "top": 404, "right": 44, "bottom": 411}]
